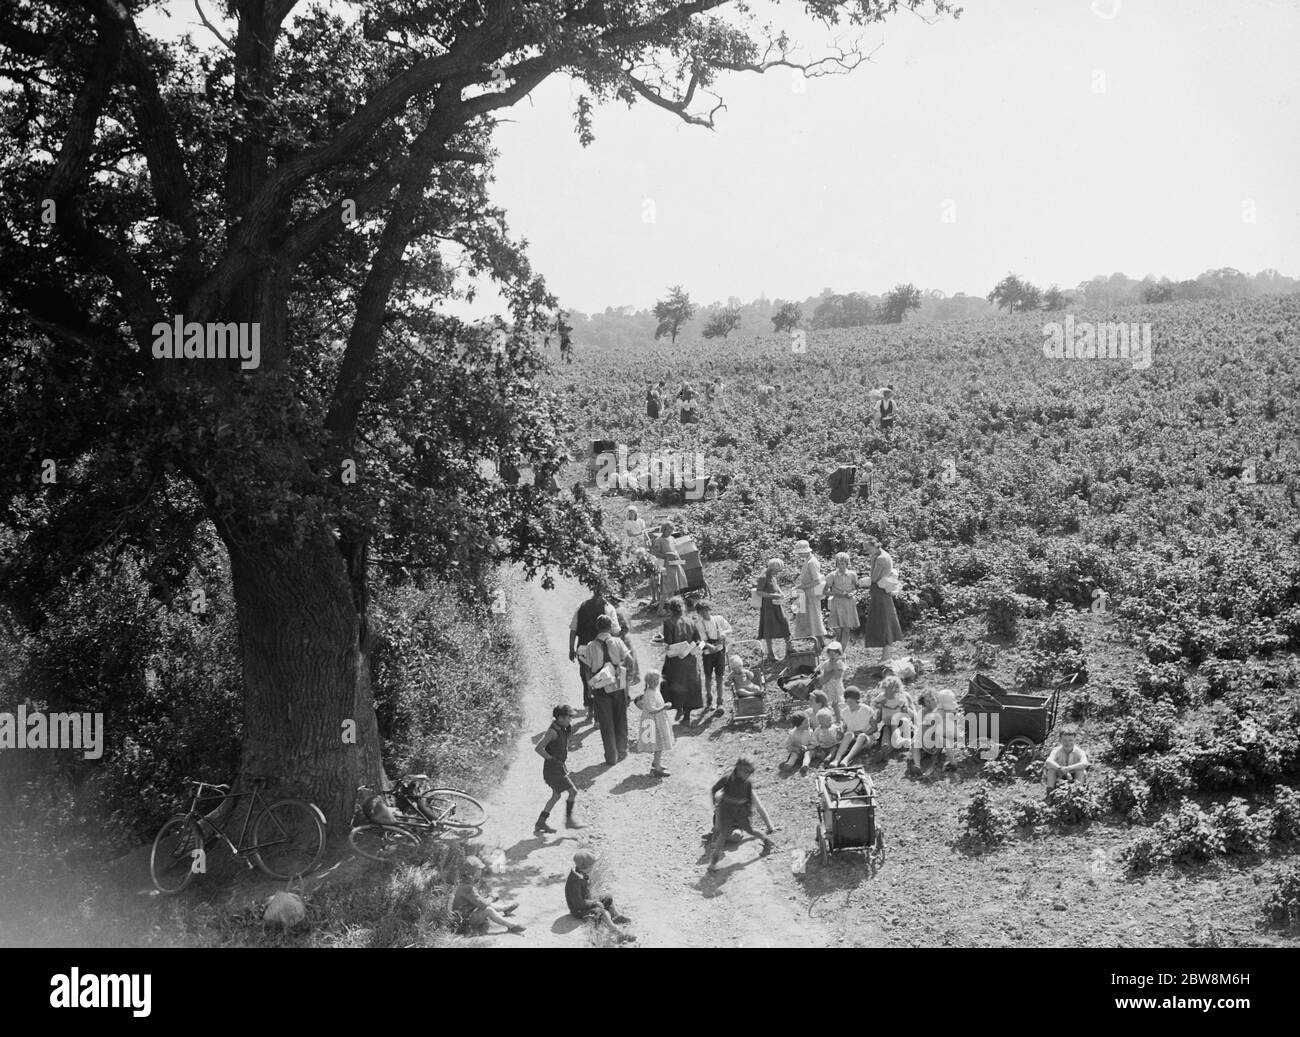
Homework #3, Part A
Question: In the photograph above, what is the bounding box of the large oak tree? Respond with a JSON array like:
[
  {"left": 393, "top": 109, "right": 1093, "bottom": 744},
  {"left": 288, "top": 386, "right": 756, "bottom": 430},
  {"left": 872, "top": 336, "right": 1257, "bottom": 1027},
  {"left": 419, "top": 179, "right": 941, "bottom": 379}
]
[{"left": 0, "top": 0, "right": 953, "bottom": 834}]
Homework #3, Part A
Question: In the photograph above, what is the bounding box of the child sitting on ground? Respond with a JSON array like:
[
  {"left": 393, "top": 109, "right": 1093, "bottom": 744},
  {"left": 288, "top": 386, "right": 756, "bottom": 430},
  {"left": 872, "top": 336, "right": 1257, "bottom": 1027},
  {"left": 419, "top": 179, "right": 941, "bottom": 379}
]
[
  {"left": 873, "top": 676, "right": 919, "bottom": 750},
  {"left": 1044, "top": 724, "right": 1090, "bottom": 793},
  {"left": 781, "top": 711, "right": 815, "bottom": 773},
  {"left": 452, "top": 855, "right": 526, "bottom": 936},
  {"left": 918, "top": 688, "right": 962, "bottom": 772},
  {"left": 808, "top": 709, "right": 842, "bottom": 767},
  {"left": 827, "top": 686, "right": 879, "bottom": 768},
  {"left": 565, "top": 850, "right": 635, "bottom": 943}
]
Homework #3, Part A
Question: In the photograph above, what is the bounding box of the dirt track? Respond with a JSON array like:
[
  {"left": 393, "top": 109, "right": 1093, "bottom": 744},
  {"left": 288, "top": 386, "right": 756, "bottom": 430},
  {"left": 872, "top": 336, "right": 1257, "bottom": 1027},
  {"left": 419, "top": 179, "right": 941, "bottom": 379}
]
[{"left": 474, "top": 567, "right": 824, "bottom": 947}]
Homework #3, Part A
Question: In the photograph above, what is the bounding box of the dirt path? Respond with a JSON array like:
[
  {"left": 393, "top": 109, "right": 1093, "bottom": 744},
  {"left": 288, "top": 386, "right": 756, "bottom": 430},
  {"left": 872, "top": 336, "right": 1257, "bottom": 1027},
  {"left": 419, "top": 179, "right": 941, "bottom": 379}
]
[{"left": 474, "top": 568, "right": 825, "bottom": 947}]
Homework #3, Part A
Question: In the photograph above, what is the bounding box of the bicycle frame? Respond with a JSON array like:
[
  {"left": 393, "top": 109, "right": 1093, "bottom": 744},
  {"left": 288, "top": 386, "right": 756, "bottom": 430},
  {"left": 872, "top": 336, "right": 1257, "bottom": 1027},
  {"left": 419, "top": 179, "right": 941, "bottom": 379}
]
[
  {"left": 184, "top": 781, "right": 291, "bottom": 860},
  {"left": 354, "top": 781, "right": 450, "bottom": 834}
]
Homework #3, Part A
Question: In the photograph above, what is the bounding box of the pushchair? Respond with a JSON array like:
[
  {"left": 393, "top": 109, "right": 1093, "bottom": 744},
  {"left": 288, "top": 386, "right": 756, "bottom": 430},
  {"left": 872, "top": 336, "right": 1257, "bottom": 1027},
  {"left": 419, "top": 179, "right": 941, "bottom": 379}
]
[{"left": 813, "top": 766, "right": 885, "bottom": 871}]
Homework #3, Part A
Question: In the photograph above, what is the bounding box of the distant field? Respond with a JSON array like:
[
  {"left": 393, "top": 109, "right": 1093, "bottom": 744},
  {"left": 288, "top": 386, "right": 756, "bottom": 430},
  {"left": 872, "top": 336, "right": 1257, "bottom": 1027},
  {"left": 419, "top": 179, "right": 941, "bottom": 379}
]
[{"left": 555, "top": 296, "right": 1300, "bottom": 945}]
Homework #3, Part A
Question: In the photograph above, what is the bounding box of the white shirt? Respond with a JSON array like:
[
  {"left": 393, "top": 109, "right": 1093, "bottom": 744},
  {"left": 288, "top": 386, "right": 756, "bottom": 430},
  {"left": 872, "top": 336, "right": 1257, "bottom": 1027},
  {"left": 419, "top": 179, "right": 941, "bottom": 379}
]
[
  {"left": 583, "top": 634, "right": 630, "bottom": 690},
  {"left": 1047, "top": 745, "right": 1088, "bottom": 769},
  {"left": 842, "top": 705, "right": 876, "bottom": 734},
  {"left": 695, "top": 614, "right": 732, "bottom": 645}
]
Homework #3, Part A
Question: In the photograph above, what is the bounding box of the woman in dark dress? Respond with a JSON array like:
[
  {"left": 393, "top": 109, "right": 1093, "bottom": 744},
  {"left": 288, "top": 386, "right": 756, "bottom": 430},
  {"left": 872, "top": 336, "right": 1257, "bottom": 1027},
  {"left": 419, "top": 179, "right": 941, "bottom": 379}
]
[
  {"left": 756, "top": 557, "right": 793, "bottom": 661},
  {"left": 858, "top": 536, "right": 903, "bottom": 661},
  {"left": 660, "top": 597, "right": 704, "bottom": 726},
  {"left": 646, "top": 381, "right": 662, "bottom": 419}
]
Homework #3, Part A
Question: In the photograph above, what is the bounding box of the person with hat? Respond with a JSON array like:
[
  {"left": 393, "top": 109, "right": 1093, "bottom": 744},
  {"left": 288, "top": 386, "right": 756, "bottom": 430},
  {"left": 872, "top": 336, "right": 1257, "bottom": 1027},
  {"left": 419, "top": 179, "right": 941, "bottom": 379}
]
[
  {"left": 534, "top": 704, "right": 587, "bottom": 833},
  {"left": 693, "top": 600, "right": 732, "bottom": 717},
  {"left": 569, "top": 582, "right": 622, "bottom": 716},
  {"left": 792, "top": 540, "right": 827, "bottom": 652},
  {"left": 582, "top": 614, "right": 631, "bottom": 765},
  {"left": 650, "top": 521, "right": 687, "bottom": 614}
]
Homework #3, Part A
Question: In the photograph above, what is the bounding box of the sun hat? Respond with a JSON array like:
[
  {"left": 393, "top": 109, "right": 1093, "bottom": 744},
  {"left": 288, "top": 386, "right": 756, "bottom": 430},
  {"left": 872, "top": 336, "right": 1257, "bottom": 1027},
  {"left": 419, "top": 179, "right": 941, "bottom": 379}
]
[
  {"left": 793, "top": 539, "right": 812, "bottom": 556},
  {"left": 825, "top": 640, "right": 842, "bottom": 653}
]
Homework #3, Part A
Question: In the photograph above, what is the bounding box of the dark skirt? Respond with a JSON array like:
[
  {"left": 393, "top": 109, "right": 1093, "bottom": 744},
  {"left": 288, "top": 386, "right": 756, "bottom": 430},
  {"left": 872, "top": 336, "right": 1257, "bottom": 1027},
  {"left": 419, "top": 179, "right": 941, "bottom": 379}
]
[
  {"left": 864, "top": 585, "right": 902, "bottom": 647},
  {"left": 758, "top": 599, "right": 790, "bottom": 641},
  {"left": 661, "top": 655, "right": 703, "bottom": 712}
]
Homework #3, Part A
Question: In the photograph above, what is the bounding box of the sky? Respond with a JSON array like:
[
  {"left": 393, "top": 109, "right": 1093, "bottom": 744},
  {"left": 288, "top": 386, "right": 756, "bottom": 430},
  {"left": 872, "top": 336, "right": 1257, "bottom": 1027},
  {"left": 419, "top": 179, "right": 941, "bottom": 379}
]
[
  {"left": 142, "top": 0, "right": 1300, "bottom": 315},
  {"left": 479, "top": 0, "right": 1300, "bottom": 313}
]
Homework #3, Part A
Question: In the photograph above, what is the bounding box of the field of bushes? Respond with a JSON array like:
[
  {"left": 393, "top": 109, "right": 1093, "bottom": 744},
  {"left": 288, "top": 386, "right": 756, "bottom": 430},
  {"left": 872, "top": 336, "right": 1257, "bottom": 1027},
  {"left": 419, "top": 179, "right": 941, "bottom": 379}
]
[{"left": 561, "top": 296, "right": 1300, "bottom": 942}]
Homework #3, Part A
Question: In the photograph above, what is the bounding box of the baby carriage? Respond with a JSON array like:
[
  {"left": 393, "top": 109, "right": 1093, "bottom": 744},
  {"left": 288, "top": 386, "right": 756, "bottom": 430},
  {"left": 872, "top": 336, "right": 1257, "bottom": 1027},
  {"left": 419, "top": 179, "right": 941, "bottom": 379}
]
[{"left": 813, "top": 766, "right": 885, "bottom": 872}]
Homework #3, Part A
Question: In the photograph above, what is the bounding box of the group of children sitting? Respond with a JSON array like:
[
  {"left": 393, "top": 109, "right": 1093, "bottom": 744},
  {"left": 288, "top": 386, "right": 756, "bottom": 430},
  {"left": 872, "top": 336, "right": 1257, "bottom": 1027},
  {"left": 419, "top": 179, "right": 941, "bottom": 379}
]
[{"left": 780, "top": 675, "right": 941, "bottom": 775}]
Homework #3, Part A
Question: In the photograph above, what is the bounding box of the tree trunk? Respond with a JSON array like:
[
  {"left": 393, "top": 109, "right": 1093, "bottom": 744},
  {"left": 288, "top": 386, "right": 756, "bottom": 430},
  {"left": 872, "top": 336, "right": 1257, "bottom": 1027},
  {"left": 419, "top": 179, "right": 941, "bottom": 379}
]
[{"left": 224, "top": 526, "right": 385, "bottom": 837}]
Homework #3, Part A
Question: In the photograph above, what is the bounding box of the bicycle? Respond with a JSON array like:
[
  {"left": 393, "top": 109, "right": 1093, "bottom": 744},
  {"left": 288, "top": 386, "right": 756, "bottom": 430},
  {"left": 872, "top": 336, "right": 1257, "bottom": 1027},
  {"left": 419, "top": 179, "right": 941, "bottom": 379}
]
[
  {"left": 348, "top": 774, "right": 487, "bottom": 862},
  {"left": 149, "top": 776, "right": 327, "bottom": 894}
]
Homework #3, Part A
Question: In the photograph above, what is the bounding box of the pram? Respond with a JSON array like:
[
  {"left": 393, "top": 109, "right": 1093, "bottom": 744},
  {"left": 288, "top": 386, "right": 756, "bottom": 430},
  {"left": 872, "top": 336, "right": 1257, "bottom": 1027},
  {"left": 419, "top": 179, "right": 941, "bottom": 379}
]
[{"left": 813, "top": 766, "right": 885, "bottom": 871}]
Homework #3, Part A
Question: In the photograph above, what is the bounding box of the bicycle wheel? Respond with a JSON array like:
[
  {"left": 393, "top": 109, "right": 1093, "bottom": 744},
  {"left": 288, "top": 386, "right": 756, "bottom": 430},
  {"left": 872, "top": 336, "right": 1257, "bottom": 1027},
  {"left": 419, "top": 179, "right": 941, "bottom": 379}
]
[
  {"left": 418, "top": 788, "right": 487, "bottom": 830},
  {"left": 250, "top": 798, "right": 326, "bottom": 880},
  {"left": 150, "top": 815, "right": 203, "bottom": 894},
  {"left": 348, "top": 824, "right": 421, "bottom": 863}
]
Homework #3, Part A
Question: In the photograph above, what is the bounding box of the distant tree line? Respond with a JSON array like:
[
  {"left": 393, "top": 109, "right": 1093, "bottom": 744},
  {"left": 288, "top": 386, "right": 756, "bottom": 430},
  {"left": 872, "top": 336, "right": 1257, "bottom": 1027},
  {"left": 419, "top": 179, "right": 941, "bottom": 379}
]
[{"left": 568, "top": 268, "right": 1300, "bottom": 351}]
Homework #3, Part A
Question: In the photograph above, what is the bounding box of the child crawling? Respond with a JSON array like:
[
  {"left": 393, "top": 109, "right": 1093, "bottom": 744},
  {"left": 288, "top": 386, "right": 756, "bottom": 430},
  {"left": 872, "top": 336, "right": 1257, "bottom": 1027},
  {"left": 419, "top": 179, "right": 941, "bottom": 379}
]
[{"left": 708, "top": 757, "right": 777, "bottom": 871}]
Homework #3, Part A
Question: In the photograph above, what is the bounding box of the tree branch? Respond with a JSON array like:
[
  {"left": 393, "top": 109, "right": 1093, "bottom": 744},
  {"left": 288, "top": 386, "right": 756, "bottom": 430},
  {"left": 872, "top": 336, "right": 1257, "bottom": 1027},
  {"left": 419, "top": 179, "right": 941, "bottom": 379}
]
[{"left": 193, "top": 0, "right": 234, "bottom": 53}]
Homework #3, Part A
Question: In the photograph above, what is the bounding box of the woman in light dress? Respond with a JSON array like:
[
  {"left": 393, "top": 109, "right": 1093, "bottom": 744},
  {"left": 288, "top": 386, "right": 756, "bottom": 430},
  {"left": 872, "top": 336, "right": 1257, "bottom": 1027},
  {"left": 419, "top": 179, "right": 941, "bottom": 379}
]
[
  {"left": 791, "top": 539, "right": 827, "bottom": 653},
  {"left": 623, "top": 505, "right": 649, "bottom": 552},
  {"left": 858, "top": 536, "right": 902, "bottom": 662},
  {"left": 651, "top": 521, "right": 687, "bottom": 614},
  {"left": 823, "top": 551, "right": 861, "bottom": 655}
]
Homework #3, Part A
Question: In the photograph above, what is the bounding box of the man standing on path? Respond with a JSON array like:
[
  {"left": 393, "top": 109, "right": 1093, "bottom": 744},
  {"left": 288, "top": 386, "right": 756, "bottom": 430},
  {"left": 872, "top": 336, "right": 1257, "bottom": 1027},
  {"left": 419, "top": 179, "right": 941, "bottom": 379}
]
[
  {"left": 535, "top": 705, "right": 587, "bottom": 833},
  {"left": 569, "top": 583, "right": 621, "bottom": 718},
  {"left": 583, "top": 615, "right": 631, "bottom": 765}
]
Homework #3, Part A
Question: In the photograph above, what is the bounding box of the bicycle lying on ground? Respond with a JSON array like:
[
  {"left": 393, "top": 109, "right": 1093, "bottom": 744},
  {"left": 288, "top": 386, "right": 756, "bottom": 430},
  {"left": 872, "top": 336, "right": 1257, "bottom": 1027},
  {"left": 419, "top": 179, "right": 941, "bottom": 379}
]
[
  {"left": 348, "top": 774, "right": 487, "bottom": 862},
  {"left": 149, "top": 776, "right": 327, "bottom": 893}
]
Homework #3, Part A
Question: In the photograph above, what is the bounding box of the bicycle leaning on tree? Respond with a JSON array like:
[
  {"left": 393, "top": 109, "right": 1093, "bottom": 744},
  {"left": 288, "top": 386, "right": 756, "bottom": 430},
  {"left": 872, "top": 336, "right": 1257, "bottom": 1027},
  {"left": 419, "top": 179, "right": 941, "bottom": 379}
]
[{"left": 149, "top": 776, "right": 327, "bottom": 894}]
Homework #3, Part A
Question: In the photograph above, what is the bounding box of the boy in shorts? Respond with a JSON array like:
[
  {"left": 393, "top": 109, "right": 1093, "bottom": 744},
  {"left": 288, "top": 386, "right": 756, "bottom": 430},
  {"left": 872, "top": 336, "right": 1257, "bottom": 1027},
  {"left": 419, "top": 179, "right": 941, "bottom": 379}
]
[
  {"left": 566, "top": 849, "right": 635, "bottom": 943},
  {"left": 1044, "top": 724, "right": 1090, "bottom": 793},
  {"left": 535, "top": 704, "right": 588, "bottom": 833}
]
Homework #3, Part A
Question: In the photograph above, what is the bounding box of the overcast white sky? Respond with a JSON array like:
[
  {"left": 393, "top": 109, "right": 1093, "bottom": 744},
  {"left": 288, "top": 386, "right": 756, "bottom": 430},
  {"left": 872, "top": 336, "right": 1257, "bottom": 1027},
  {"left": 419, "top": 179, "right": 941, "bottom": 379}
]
[{"left": 148, "top": 0, "right": 1300, "bottom": 314}]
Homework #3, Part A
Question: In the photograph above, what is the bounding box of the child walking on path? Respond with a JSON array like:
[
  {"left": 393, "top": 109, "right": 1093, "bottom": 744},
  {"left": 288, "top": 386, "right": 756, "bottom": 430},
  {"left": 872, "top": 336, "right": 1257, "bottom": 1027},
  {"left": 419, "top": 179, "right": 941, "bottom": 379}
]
[
  {"left": 708, "top": 757, "right": 777, "bottom": 871},
  {"left": 534, "top": 705, "right": 588, "bottom": 833},
  {"left": 566, "top": 850, "right": 635, "bottom": 943},
  {"left": 635, "top": 672, "right": 674, "bottom": 778}
]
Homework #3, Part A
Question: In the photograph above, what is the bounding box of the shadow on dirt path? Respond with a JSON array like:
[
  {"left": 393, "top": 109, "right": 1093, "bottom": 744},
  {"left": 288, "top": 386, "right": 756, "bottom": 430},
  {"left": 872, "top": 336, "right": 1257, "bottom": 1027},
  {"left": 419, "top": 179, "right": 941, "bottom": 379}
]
[{"left": 472, "top": 567, "right": 827, "bottom": 947}]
